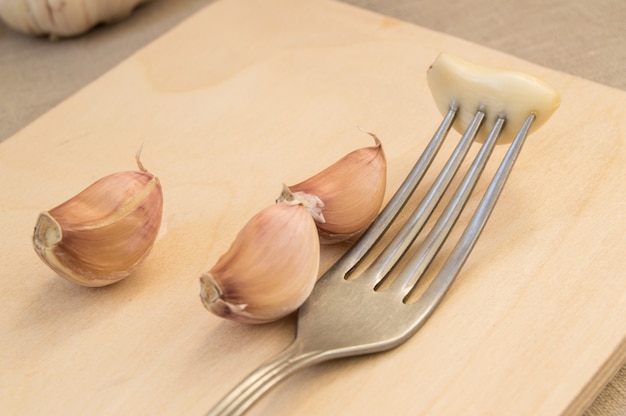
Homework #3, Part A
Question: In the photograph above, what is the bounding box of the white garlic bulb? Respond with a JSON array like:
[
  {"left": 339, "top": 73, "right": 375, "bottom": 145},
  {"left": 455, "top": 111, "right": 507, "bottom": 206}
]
[
  {"left": 199, "top": 201, "right": 320, "bottom": 324},
  {"left": 279, "top": 133, "right": 387, "bottom": 244},
  {"left": 32, "top": 155, "right": 163, "bottom": 287},
  {"left": 427, "top": 53, "right": 561, "bottom": 143},
  {"left": 0, "top": 0, "right": 152, "bottom": 38}
]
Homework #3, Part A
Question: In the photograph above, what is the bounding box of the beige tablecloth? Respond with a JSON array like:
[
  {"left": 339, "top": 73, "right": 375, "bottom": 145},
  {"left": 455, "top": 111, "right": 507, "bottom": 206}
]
[{"left": 1, "top": 1, "right": 625, "bottom": 414}]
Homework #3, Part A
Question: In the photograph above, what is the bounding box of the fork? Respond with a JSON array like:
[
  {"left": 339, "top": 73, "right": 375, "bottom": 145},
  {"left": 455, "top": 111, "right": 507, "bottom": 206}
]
[{"left": 207, "top": 104, "right": 536, "bottom": 416}]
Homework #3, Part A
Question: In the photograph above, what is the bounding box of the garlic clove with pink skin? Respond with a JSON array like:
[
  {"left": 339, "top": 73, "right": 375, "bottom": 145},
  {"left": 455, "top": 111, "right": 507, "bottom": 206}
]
[
  {"left": 32, "top": 153, "right": 163, "bottom": 287},
  {"left": 199, "top": 201, "right": 320, "bottom": 324},
  {"left": 279, "top": 132, "right": 387, "bottom": 244}
]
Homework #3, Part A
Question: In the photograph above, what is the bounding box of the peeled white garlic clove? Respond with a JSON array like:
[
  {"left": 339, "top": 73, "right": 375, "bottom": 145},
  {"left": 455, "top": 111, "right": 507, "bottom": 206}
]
[
  {"left": 32, "top": 154, "right": 163, "bottom": 287},
  {"left": 279, "top": 133, "right": 387, "bottom": 244},
  {"left": 0, "top": 0, "right": 152, "bottom": 38},
  {"left": 427, "top": 52, "right": 561, "bottom": 144},
  {"left": 199, "top": 201, "right": 320, "bottom": 324}
]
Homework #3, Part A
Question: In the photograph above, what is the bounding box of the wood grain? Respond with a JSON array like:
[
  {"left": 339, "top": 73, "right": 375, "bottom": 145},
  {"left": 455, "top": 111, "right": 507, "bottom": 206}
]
[{"left": 1, "top": 0, "right": 625, "bottom": 414}]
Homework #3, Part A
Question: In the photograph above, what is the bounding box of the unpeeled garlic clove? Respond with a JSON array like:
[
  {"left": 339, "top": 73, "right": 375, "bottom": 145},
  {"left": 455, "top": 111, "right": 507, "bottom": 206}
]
[
  {"left": 279, "top": 133, "right": 387, "bottom": 244},
  {"left": 427, "top": 52, "right": 560, "bottom": 144},
  {"left": 32, "top": 154, "right": 163, "bottom": 287},
  {"left": 199, "top": 201, "right": 320, "bottom": 324}
]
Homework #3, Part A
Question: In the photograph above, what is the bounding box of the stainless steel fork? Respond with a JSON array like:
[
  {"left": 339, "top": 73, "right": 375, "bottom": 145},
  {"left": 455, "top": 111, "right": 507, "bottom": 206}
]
[{"left": 207, "top": 104, "right": 536, "bottom": 416}]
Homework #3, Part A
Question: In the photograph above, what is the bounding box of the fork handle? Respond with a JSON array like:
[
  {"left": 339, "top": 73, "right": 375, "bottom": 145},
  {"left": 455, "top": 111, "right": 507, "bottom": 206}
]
[{"left": 207, "top": 340, "right": 325, "bottom": 416}]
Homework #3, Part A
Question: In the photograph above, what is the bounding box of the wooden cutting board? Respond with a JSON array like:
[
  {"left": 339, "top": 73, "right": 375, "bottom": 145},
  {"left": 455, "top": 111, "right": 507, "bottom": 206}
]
[{"left": 2, "top": 0, "right": 625, "bottom": 414}]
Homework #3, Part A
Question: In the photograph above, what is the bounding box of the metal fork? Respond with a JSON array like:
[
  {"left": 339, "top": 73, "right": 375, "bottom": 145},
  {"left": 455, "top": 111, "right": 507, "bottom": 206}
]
[{"left": 207, "top": 104, "right": 536, "bottom": 416}]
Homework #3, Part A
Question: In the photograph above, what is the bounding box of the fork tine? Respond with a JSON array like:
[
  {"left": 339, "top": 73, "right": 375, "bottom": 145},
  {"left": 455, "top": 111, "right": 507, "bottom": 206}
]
[
  {"left": 407, "top": 113, "right": 535, "bottom": 323},
  {"left": 322, "top": 106, "right": 457, "bottom": 279},
  {"left": 386, "top": 115, "right": 505, "bottom": 296},
  {"left": 358, "top": 108, "right": 484, "bottom": 288}
]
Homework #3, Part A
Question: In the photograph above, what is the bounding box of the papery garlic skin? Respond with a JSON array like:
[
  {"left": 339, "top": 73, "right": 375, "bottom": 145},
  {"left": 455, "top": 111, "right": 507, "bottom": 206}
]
[
  {"left": 200, "top": 202, "right": 320, "bottom": 324},
  {"left": 0, "top": 0, "right": 152, "bottom": 38},
  {"left": 32, "top": 165, "right": 163, "bottom": 287},
  {"left": 427, "top": 53, "right": 561, "bottom": 144},
  {"left": 281, "top": 133, "right": 387, "bottom": 244}
]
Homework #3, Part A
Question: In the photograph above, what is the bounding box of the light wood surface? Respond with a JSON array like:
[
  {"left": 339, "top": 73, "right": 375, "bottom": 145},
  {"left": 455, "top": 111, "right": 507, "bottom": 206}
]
[{"left": 1, "top": 0, "right": 625, "bottom": 414}]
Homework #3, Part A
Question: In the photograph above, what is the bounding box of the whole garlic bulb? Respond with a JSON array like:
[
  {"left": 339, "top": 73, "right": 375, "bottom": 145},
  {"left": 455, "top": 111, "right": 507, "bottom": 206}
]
[
  {"left": 0, "top": 0, "right": 152, "bottom": 38},
  {"left": 279, "top": 133, "right": 387, "bottom": 244},
  {"left": 199, "top": 201, "right": 320, "bottom": 324},
  {"left": 32, "top": 154, "right": 163, "bottom": 287}
]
